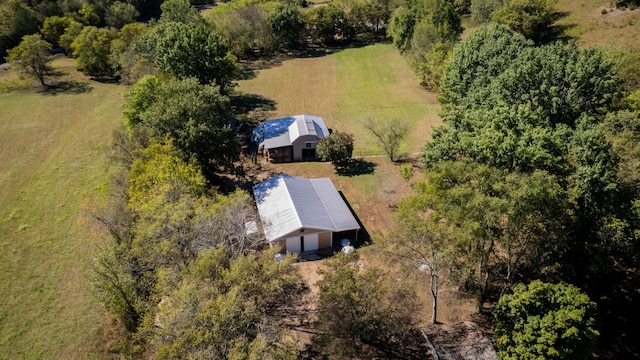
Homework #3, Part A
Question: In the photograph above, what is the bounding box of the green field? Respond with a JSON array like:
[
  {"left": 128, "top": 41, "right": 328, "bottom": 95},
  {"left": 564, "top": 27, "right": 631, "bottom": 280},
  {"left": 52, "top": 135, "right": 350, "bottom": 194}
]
[
  {"left": 237, "top": 42, "right": 441, "bottom": 156},
  {"left": 0, "top": 57, "right": 124, "bottom": 359}
]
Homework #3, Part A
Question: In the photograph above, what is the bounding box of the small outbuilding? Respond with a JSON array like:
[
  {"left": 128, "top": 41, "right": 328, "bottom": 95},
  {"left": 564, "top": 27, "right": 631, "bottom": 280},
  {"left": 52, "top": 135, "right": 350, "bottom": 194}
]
[
  {"left": 253, "top": 174, "right": 360, "bottom": 254},
  {"left": 251, "top": 115, "right": 330, "bottom": 162}
]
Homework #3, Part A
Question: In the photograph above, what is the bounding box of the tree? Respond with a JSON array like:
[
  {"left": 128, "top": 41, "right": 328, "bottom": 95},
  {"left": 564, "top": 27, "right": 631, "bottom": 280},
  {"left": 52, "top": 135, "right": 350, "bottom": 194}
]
[
  {"left": 361, "top": 117, "right": 408, "bottom": 161},
  {"left": 7, "top": 34, "right": 52, "bottom": 86},
  {"left": 494, "top": 280, "right": 599, "bottom": 360},
  {"left": 124, "top": 76, "right": 240, "bottom": 170},
  {"left": 41, "top": 15, "right": 73, "bottom": 48},
  {"left": 72, "top": 26, "right": 117, "bottom": 77},
  {"left": 159, "top": 0, "right": 204, "bottom": 25},
  {"left": 268, "top": 3, "right": 305, "bottom": 50},
  {"left": 58, "top": 17, "right": 82, "bottom": 52},
  {"left": 0, "top": 0, "right": 42, "bottom": 60},
  {"left": 316, "top": 131, "right": 354, "bottom": 167},
  {"left": 106, "top": 1, "right": 139, "bottom": 29},
  {"left": 438, "top": 24, "right": 531, "bottom": 113},
  {"left": 492, "top": 0, "right": 557, "bottom": 41},
  {"left": 210, "top": 5, "right": 276, "bottom": 58},
  {"left": 306, "top": 5, "right": 350, "bottom": 45},
  {"left": 470, "top": 0, "right": 506, "bottom": 23},
  {"left": 109, "top": 22, "right": 150, "bottom": 83},
  {"left": 315, "top": 251, "right": 419, "bottom": 355},
  {"left": 155, "top": 22, "right": 238, "bottom": 90},
  {"left": 90, "top": 242, "right": 141, "bottom": 332},
  {"left": 391, "top": 193, "right": 457, "bottom": 324},
  {"left": 153, "top": 246, "right": 300, "bottom": 359},
  {"left": 388, "top": 0, "right": 461, "bottom": 86}
]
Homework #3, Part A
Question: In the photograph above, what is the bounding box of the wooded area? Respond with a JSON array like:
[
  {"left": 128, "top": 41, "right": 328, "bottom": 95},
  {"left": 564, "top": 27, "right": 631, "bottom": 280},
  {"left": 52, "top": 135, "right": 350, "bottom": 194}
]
[{"left": 2, "top": 0, "right": 640, "bottom": 358}]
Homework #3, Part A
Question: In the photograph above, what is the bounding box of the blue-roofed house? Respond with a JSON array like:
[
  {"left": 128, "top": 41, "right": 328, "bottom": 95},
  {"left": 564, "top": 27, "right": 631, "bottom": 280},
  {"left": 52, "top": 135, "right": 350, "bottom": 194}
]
[
  {"left": 253, "top": 174, "right": 360, "bottom": 254},
  {"left": 252, "top": 115, "right": 330, "bottom": 162}
]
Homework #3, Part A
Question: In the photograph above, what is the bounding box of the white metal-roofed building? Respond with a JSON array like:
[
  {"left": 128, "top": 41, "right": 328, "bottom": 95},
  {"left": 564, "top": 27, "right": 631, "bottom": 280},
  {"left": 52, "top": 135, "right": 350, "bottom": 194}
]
[
  {"left": 251, "top": 115, "right": 330, "bottom": 162},
  {"left": 253, "top": 174, "right": 360, "bottom": 254}
]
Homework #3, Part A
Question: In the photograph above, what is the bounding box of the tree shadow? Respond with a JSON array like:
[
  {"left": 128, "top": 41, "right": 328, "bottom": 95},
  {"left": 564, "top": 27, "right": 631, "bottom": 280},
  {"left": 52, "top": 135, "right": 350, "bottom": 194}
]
[
  {"left": 39, "top": 80, "right": 93, "bottom": 95},
  {"left": 238, "top": 40, "right": 378, "bottom": 77},
  {"left": 538, "top": 11, "right": 577, "bottom": 44},
  {"left": 230, "top": 92, "right": 277, "bottom": 127},
  {"left": 335, "top": 158, "right": 376, "bottom": 177}
]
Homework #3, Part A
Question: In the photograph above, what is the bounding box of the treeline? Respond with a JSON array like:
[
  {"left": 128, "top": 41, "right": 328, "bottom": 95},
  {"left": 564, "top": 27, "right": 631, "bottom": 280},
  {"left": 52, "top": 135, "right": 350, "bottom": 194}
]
[
  {"left": 392, "top": 23, "right": 640, "bottom": 358},
  {"left": 3, "top": 0, "right": 396, "bottom": 81}
]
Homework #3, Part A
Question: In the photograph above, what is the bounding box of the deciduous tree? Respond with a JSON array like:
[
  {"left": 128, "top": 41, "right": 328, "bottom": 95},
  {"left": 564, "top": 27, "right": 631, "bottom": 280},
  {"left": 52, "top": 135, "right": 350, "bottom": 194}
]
[
  {"left": 72, "top": 25, "right": 117, "bottom": 77},
  {"left": 155, "top": 22, "right": 238, "bottom": 90},
  {"left": 7, "top": 33, "right": 52, "bottom": 86},
  {"left": 361, "top": 117, "right": 408, "bottom": 162},
  {"left": 317, "top": 131, "right": 354, "bottom": 167},
  {"left": 316, "top": 252, "right": 419, "bottom": 355},
  {"left": 494, "top": 280, "right": 599, "bottom": 360}
]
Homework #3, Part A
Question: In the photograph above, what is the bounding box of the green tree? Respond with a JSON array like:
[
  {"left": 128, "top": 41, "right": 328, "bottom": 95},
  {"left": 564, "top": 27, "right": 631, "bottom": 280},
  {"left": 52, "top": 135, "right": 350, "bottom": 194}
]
[
  {"left": 306, "top": 5, "right": 350, "bottom": 44},
  {"left": 391, "top": 194, "right": 456, "bottom": 324},
  {"left": 72, "top": 25, "right": 117, "bottom": 77},
  {"left": 0, "top": 0, "right": 43, "bottom": 60},
  {"left": 210, "top": 5, "right": 276, "bottom": 58},
  {"left": 317, "top": 131, "right": 355, "bottom": 167},
  {"left": 125, "top": 76, "right": 240, "bottom": 170},
  {"left": 109, "top": 22, "right": 150, "bottom": 83},
  {"left": 494, "top": 280, "right": 599, "bottom": 360},
  {"left": 492, "top": 0, "right": 557, "bottom": 41},
  {"left": 159, "top": 0, "right": 204, "bottom": 25},
  {"left": 155, "top": 22, "right": 238, "bottom": 90},
  {"left": 361, "top": 117, "right": 408, "bottom": 161},
  {"left": 40, "top": 15, "right": 73, "bottom": 48},
  {"left": 269, "top": 3, "right": 305, "bottom": 50},
  {"left": 470, "top": 0, "right": 505, "bottom": 23},
  {"left": 7, "top": 33, "right": 52, "bottom": 86},
  {"left": 58, "top": 17, "right": 82, "bottom": 52},
  {"left": 315, "top": 251, "right": 419, "bottom": 355},
  {"left": 153, "top": 246, "right": 300, "bottom": 359},
  {"left": 603, "top": 110, "right": 640, "bottom": 187},
  {"left": 438, "top": 24, "right": 531, "bottom": 113},
  {"left": 106, "top": 1, "right": 139, "bottom": 29},
  {"left": 90, "top": 242, "right": 141, "bottom": 332}
]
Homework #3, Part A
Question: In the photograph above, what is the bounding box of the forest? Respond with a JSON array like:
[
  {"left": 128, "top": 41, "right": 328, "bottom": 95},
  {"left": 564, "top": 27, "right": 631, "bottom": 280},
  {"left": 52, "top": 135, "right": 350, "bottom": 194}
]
[{"left": 2, "top": 0, "right": 640, "bottom": 359}]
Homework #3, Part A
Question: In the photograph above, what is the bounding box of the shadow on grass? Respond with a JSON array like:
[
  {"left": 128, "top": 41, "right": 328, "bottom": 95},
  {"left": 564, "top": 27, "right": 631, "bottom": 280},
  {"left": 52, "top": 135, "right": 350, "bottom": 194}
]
[
  {"left": 230, "top": 92, "right": 276, "bottom": 114},
  {"left": 335, "top": 158, "right": 376, "bottom": 177},
  {"left": 39, "top": 80, "right": 93, "bottom": 95},
  {"left": 238, "top": 39, "right": 385, "bottom": 79},
  {"left": 538, "top": 11, "right": 576, "bottom": 44}
]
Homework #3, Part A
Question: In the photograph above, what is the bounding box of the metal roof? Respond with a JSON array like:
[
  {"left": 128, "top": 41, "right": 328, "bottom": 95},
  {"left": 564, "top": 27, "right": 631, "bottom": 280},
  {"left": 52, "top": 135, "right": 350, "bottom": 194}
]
[
  {"left": 253, "top": 174, "right": 360, "bottom": 242},
  {"left": 252, "top": 115, "right": 329, "bottom": 149}
]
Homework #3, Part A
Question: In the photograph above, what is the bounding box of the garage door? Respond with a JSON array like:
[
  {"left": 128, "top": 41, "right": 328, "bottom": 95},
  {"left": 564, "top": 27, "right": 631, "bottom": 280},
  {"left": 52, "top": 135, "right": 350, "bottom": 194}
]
[
  {"left": 286, "top": 236, "right": 301, "bottom": 253},
  {"left": 304, "top": 233, "right": 319, "bottom": 251}
]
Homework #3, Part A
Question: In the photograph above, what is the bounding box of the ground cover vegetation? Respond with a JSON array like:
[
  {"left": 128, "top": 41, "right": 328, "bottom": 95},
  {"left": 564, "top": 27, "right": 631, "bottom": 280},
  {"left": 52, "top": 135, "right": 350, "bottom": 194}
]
[{"left": 3, "top": 0, "right": 640, "bottom": 358}]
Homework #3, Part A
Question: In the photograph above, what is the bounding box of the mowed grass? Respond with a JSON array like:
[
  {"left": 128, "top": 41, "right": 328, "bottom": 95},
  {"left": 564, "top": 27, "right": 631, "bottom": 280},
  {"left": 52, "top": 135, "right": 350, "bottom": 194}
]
[
  {"left": 0, "top": 57, "right": 123, "bottom": 359},
  {"left": 237, "top": 42, "right": 441, "bottom": 156},
  {"left": 555, "top": 0, "right": 640, "bottom": 47}
]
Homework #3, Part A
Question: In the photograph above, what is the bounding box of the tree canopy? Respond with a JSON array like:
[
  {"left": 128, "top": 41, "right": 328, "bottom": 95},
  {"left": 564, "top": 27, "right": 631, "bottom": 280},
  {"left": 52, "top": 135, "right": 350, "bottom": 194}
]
[
  {"left": 494, "top": 280, "right": 599, "bottom": 360},
  {"left": 7, "top": 33, "right": 52, "bottom": 86},
  {"left": 124, "top": 76, "right": 239, "bottom": 171}
]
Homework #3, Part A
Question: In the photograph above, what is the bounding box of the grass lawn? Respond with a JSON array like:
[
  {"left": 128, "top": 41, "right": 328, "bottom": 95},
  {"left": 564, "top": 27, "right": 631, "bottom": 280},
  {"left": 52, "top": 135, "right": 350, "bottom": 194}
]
[
  {"left": 0, "top": 57, "right": 123, "bottom": 359},
  {"left": 237, "top": 42, "right": 441, "bottom": 157}
]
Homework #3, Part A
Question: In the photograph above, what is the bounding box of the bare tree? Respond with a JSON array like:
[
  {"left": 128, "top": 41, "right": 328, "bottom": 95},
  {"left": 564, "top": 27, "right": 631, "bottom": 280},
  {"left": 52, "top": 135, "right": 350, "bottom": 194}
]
[{"left": 361, "top": 117, "right": 409, "bottom": 161}]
